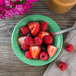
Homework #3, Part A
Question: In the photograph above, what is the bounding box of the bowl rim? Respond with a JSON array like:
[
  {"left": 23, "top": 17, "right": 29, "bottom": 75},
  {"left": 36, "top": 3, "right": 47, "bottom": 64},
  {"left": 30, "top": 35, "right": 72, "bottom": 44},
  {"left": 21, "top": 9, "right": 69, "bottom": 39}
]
[{"left": 11, "top": 15, "right": 63, "bottom": 66}]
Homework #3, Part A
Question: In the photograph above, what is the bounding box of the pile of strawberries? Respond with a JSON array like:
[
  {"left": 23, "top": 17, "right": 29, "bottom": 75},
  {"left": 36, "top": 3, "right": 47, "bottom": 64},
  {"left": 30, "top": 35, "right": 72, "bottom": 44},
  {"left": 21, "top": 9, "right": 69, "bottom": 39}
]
[{"left": 18, "top": 21, "right": 57, "bottom": 61}]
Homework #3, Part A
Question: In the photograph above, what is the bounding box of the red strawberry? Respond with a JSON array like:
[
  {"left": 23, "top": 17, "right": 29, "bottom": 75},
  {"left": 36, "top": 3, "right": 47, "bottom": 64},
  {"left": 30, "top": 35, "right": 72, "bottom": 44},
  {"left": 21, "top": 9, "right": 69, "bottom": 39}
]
[
  {"left": 47, "top": 45, "right": 57, "bottom": 58},
  {"left": 34, "top": 55, "right": 39, "bottom": 59},
  {"left": 18, "top": 36, "right": 26, "bottom": 45},
  {"left": 40, "top": 21, "right": 47, "bottom": 30},
  {"left": 28, "top": 22, "right": 40, "bottom": 36},
  {"left": 29, "top": 46, "right": 41, "bottom": 59},
  {"left": 38, "top": 31, "right": 50, "bottom": 39}
]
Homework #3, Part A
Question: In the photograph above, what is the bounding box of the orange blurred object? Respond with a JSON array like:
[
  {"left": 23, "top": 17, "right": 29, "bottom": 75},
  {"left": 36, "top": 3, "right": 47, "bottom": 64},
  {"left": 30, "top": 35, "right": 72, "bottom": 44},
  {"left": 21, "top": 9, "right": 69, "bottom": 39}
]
[{"left": 46, "top": 0, "right": 76, "bottom": 14}]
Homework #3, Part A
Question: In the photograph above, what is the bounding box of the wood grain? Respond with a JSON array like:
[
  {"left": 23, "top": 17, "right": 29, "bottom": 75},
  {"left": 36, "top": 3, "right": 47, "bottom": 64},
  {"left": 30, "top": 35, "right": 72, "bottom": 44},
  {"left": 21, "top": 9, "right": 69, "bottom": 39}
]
[{"left": 0, "top": 0, "right": 76, "bottom": 76}]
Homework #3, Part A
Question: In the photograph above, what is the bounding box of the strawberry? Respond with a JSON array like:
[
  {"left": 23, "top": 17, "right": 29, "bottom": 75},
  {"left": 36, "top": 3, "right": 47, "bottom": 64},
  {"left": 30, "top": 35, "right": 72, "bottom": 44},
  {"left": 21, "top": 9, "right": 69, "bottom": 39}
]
[
  {"left": 38, "top": 31, "right": 50, "bottom": 39},
  {"left": 47, "top": 45, "right": 57, "bottom": 58},
  {"left": 18, "top": 36, "right": 26, "bottom": 45},
  {"left": 28, "top": 22, "right": 40, "bottom": 36},
  {"left": 29, "top": 46, "right": 41, "bottom": 59}
]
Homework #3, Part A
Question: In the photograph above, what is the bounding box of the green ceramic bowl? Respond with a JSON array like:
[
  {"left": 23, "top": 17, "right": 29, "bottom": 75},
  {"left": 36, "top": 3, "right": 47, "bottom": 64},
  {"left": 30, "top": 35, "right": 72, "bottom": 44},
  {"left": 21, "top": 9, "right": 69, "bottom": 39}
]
[{"left": 12, "top": 15, "right": 63, "bottom": 66}]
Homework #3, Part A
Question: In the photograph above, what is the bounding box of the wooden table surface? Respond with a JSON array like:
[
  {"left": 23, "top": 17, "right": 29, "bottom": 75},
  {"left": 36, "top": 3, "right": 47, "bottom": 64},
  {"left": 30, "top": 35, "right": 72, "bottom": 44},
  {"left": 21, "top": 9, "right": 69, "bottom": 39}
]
[{"left": 0, "top": 0, "right": 76, "bottom": 76}]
